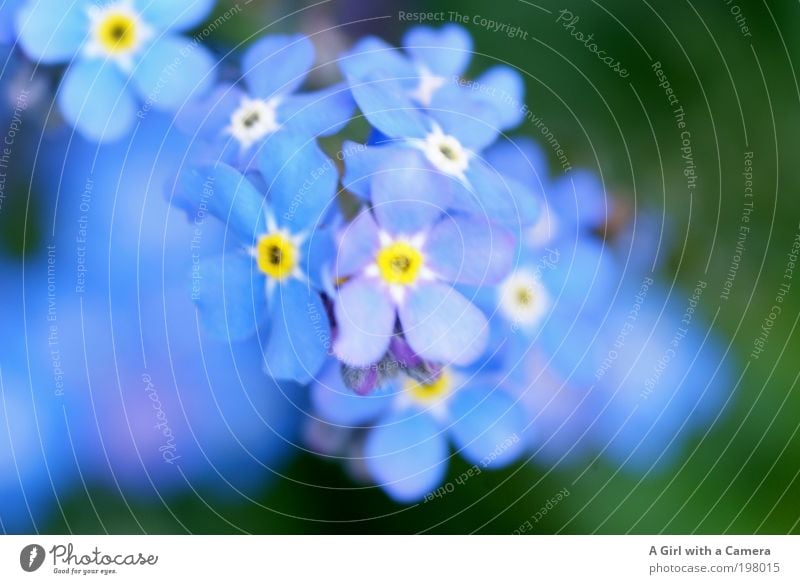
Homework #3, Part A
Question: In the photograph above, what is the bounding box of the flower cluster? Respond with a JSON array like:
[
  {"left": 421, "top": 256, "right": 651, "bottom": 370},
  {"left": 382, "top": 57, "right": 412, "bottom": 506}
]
[{"left": 0, "top": 0, "right": 733, "bottom": 525}]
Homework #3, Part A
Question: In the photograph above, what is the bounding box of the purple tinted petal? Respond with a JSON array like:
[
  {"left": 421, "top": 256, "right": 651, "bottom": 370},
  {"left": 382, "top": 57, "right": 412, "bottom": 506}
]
[
  {"left": 425, "top": 215, "right": 515, "bottom": 285},
  {"left": 399, "top": 282, "right": 488, "bottom": 366},
  {"left": 333, "top": 278, "right": 395, "bottom": 367},
  {"left": 335, "top": 210, "right": 380, "bottom": 278}
]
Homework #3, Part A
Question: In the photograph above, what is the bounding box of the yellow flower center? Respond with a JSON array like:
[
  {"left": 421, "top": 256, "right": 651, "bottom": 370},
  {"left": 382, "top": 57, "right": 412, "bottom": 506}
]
[
  {"left": 376, "top": 242, "right": 423, "bottom": 286},
  {"left": 98, "top": 13, "right": 138, "bottom": 53},
  {"left": 405, "top": 370, "right": 452, "bottom": 404},
  {"left": 256, "top": 233, "right": 297, "bottom": 281}
]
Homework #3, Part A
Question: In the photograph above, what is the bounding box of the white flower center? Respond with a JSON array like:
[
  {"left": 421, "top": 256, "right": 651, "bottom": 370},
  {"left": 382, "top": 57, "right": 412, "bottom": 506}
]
[
  {"left": 227, "top": 97, "right": 281, "bottom": 150},
  {"left": 409, "top": 65, "right": 446, "bottom": 107},
  {"left": 498, "top": 270, "right": 549, "bottom": 328},
  {"left": 421, "top": 127, "right": 470, "bottom": 178},
  {"left": 84, "top": 1, "right": 153, "bottom": 71}
]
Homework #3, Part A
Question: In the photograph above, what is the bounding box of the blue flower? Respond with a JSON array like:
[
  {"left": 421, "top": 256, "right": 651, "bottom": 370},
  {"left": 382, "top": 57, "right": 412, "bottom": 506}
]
[
  {"left": 15, "top": 0, "right": 217, "bottom": 141},
  {"left": 333, "top": 155, "right": 516, "bottom": 368},
  {"left": 340, "top": 24, "right": 526, "bottom": 131},
  {"left": 174, "top": 132, "right": 337, "bottom": 383},
  {"left": 176, "top": 33, "right": 354, "bottom": 169},
  {"left": 311, "top": 360, "right": 529, "bottom": 503},
  {"left": 340, "top": 73, "right": 539, "bottom": 227}
]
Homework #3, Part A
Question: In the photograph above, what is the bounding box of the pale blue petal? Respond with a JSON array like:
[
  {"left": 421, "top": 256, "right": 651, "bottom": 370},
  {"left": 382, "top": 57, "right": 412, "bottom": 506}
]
[
  {"left": 278, "top": 83, "right": 355, "bottom": 137},
  {"left": 311, "top": 361, "right": 394, "bottom": 426},
  {"left": 174, "top": 163, "right": 266, "bottom": 243},
  {"left": 341, "top": 141, "right": 407, "bottom": 199},
  {"left": 335, "top": 210, "right": 380, "bottom": 278},
  {"left": 194, "top": 253, "right": 266, "bottom": 341},
  {"left": 484, "top": 137, "right": 549, "bottom": 187},
  {"left": 15, "top": 0, "right": 88, "bottom": 64},
  {"left": 399, "top": 283, "right": 488, "bottom": 366},
  {"left": 349, "top": 74, "right": 431, "bottom": 139},
  {"left": 131, "top": 34, "right": 215, "bottom": 110},
  {"left": 174, "top": 82, "right": 244, "bottom": 141},
  {"left": 448, "top": 385, "right": 527, "bottom": 468},
  {"left": 364, "top": 411, "right": 448, "bottom": 503},
  {"left": 402, "top": 24, "right": 473, "bottom": 77},
  {"left": 425, "top": 216, "right": 515, "bottom": 285},
  {"left": 452, "top": 159, "right": 539, "bottom": 226},
  {"left": 429, "top": 84, "right": 501, "bottom": 151},
  {"left": 257, "top": 131, "right": 337, "bottom": 232},
  {"left": 58, "top": 59, "right": 136, "bottom": 142},
  {"left": 263, "top": 278, "right": 330, "bottom": 383},
  {"left": 371, "top": 148, "right": 448, "bottom": 235},
  {"left": 133, "top": 0, "right": 215, "bottom": 32},
  {"left": 473, "top": 65, "right": 526, "bottom": 130},
  {"left": 333, "top": 278, "right": 395, "bottom": 367},
  {"left": 242, "top": 34, "right": 313, "bottom": 100},
  {"left": 339, "top": 36, "right": 416, "bottom": 89}
]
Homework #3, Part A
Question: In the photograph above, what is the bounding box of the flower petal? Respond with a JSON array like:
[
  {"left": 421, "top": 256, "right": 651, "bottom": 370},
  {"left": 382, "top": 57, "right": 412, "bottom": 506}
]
[
  {"left": 483, "top": 137, "right": 549, "bottom": 188},
  {"left": 15, "top": 0, "right": 88, "bottom": 64},
  {"left": 131, "top": 34, "right": 215, "bottom": 110},
  {"left": 173, "top": 162, "right": 266, "bottom": 243},
  {"left": 370, "top": 148, "right": 448, "bottom": 235},
  {"left": 333, "top": 278, "right": 395, "bottom": 367},
  {"left": 242, "top": 34, "right": 314, "bottom": 100},
  {"left": 341, "top": 141, "right": 406, "bottom": 199},
  {"left": 473, "top": 65, "right": 526, "bottom": 130},
  {"left": 311, "top": 360, "right": 395, "bottom": 426},
  {"left": 278, "top": 83, "right": 355, "bottom": 137},
  {"left": 425, "top": 215, "right": 515, "bottom": 285},
  {"left": 194, "top": 253, "right": 266, "bottom": 341},
  {"left": 452, "top": 159, "right": 539, "bottom": 227},
  {"left": 448, "top": 384, "right": 528, "bottom": 468},
  {"left": 263, "top": 278, "right": 330, "bottom": 383},
  {"left": 257, "top": 131, "right": 337, "bottom": 232},
  {"left": 57, "top": 59, "right": 136, "bottom": 142},
  {"left": 348, "top": 73, "right": 430, "bottom": 140},
  {"left": 399, "top": 282, "right": 488, "bottom": 366},
  {"left": 174, "top": 82, "right": 244, "bottom": 141},
  {"left": 335, "top": 210, "right": 380, "bottom": 278},
  {"left": 402, "top": 24, "right": 473, "bottom": 77},
  {"left": 339, "top": 35, "right": 416, "bottom": 89},
  {"left": 429, "top": 84, "right": 501, "bottom": 151},
  {"left": 364, "top": 410, "right": 448, "bottom": 503},
  {"left": 133, "top": 0, "right": 215, "bottom": 32}
]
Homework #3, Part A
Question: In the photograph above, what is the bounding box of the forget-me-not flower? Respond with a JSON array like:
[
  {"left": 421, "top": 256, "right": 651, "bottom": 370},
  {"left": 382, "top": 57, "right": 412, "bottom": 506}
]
[
  {"left": 333, "top": 150, "right": 516, "bottom": 368},
  {"left": 176, "top": 33, "right": 354, "bottom": 168},
  {"left": 174, "top": 133, "right": 336, "bottom": 383},
  {"left": 311, "top": 362, "right": 528, "bottom": 502},
  {"left": 15, "top": 0, "right": 217, "bottom": 141}
]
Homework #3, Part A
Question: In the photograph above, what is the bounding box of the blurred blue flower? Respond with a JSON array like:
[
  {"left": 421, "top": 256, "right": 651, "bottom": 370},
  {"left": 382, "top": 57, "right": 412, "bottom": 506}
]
[
  {"left": 176, "top": 33, "right": 354, "bottom": 169},
  {"left": 311, "top": 361, "right": 528, "bottom": 503},
  {"left": 15, "top": 0, "right": 217, "bottom": 141},
  {"left": 333, "top": 161, "right": 515, "bottom": 368},
  {"left": 174, "top": 133, "right": 337, "bottom": 383},
  {"left": 341, "top": 74, "right": 539, "bottom": 227},
  {"left": 340, "top": 24, "right": 526, "bottom": 131},
  {"left": 23, "top": 113, "right": 303, "bottom": 500}
]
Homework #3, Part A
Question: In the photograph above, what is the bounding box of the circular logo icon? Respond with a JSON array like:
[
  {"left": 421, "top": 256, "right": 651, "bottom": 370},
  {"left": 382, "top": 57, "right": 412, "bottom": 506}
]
[{"left": 20, "top": 544, "right": 46, "bottom": 572}]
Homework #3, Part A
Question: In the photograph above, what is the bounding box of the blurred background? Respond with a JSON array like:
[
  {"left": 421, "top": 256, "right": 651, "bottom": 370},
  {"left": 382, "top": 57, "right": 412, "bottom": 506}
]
[{"left": 1, "top": 0, "right": 798, "bottom": 533}]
